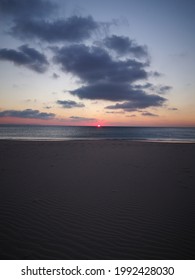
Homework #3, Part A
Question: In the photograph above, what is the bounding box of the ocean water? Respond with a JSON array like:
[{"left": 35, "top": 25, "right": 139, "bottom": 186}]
[{"left": 0, "top": 125, "right": 195, "bottom": 142}]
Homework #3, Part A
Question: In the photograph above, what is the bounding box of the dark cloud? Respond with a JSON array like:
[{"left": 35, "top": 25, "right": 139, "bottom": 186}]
[
  {"left": 52, "top": 72, "right": 59, "bottom": 79},
  {"left": 168, "top": 107, "right": 178, "bottom": 111},
  {"left": 157, "top": 85, "right": 172, "bottom": 94},
  {"left": 53, "top": 43, "right": 167, "bottom": 111},
  {"left": 69, "top": 116, "right": 96, "bottom": 122},
  {"left": 104, "top": 35, "right": 148, "bottom": 58},
  {"left": 134, "top": 83, "right": 153, "bottom": 90},
  {"left": 0, "top": 0, "right": 56, "bottom": 19},
  {"left": 134, "top": 83, "right": 172, "bottom": 94},
  {"left": 151, "top": 71, "right": 162, "bottom": 77},
  {"left": 71, "top": 83, "right": 132, "bottom": 101},
  {"left": 11, "top": 16, "right": 99, "bottom": 42},
  {"left": 0, "top": 44, "right": 49, "bottom": 73},
  {"left": 71, "top": 83, "right": 166, "bottom": 107},
  {"left": 54, "top": 44, "right": 148, "bottom": 84},
  {"left": 0, "top": 109, "right": 55, "bottom": 119},
  {"left": 43, "top": 106, "right": 52, "bottom": 109},
  {"left": 141, "top": 112, "right": 159, "bottom": 117},
  {"left": 57, "top": 100, "right": 85, "bottom": 108},
  {"left": 105, "top": 93, "right": 166, "bottom": 111}
]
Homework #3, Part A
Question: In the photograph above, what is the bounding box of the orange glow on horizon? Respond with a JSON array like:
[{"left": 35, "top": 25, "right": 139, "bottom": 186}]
[{"left": 0, "top": 116, "right": 195, "bottom": 127}]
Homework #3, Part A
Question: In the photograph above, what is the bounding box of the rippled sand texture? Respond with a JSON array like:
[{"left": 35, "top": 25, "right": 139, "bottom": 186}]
[{"left": 0, "top": 140, "right": 195, "bottom": 259}]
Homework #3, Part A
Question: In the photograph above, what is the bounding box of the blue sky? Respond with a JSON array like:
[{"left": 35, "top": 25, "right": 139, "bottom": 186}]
[{"left": 0, "top": 0, "right": 194, "bottom": 126}]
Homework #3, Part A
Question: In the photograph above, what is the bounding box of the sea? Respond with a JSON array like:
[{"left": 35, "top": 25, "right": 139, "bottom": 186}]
[{"left": 0, "top": 125, "right": 195, "bottom": 142}]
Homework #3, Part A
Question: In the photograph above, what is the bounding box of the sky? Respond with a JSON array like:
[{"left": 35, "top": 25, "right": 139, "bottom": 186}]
[{"left": 0, "top": 0, "right": 195, "bottom": 126}]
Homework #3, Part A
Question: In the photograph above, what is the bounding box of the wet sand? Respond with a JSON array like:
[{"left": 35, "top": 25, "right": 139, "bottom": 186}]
[{"left": 0, "top": 140, "right": 195, "bottom": 259}]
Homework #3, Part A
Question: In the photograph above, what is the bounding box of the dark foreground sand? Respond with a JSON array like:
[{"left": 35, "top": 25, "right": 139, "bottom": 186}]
[{"left": 0, "top": 140, "right": 195, "bottom": 259}]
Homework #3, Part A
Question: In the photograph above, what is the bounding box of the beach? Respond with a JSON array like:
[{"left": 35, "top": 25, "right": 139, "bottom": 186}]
[{"left": 0, "top": 140, "right": 195, "bottom": 259}]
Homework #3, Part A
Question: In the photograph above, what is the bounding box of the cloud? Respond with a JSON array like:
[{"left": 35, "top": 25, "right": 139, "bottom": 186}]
[
  {"left": 150, "top": 71, "right": 162, "bottom": 77},
  {"left": 168, "top": 107, "right": 178, "bottom": 111},
  {"left": 71, "top": 83, "right": 166, "bottom": 108},
  {"left": 0, "top": 109, "right": 55, "bottom": 119},
  {"left": 24, "top": 99, "right": 37, "bottom": 103},
  {"left": 105, "top": 93, "right": 166, "bottom": 111},
  {"left": 0, "top": 0, "right": 56, "bottom": 19},
  {"left": 53, "top": 43, "right": 168, "bottom": 111},
  {"left": 52, "top": 72, "right": 59, "bottom": 79},
  {"left": 157, "top": 85, "right": 172, "bottom": 94},
  {"left": 126, "top": 114, "right": 136, "bottom": 117},
  {"left": 0, "top": 45, "right": 49, "bottom": 73},
  {"left": 106, "top": 111, "right": 124, "bottom": 114},
  {"left": 0, "top": 2, "right": 172, "bottom": 119},
  {"left": 134, "top": 83, "right": 172, "bottom": 94},
  {"left": 104, "top": 35, "right": 148, "bottom": 58},
  {"left": 141, "top": 112, "right": 159, "bottom": 117},
  {"left": 134, "top": 83, "right": 153, "bottom": 90},
  {"left": 11, "top": 16, "right": 99, "bottom": 42},
  {"left": 57, "top": 100, "right": 85, "bottom": 108},
  {"left": 71, "top": 83, "right": 132, "bottom": 101},
  {"left": 54, "top": 44, "right": 148, "bottom": 84},
  {"left": 43, "top": 106, "right": 52, "bottom": 109},
  {"left": 69, "top": 116, "right": 96, "bottom": 122}
]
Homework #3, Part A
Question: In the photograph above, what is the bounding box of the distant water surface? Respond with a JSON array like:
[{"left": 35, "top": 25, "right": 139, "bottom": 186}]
[{"left": 0, "top": 125, "right": 195, "bottom": 142}]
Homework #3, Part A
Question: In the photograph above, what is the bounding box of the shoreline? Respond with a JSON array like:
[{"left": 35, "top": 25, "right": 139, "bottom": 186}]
[
  {"left": 1, "top": 138, "right": 195, "bottom": 144},
  {"left": 1, "top": 140, "right": 195, "bottom": 259}
]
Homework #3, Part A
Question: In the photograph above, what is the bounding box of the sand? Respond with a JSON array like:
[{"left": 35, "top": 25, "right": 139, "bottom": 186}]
[{"left": 0, "top": 140, "right": 195, "bottom": 260}]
